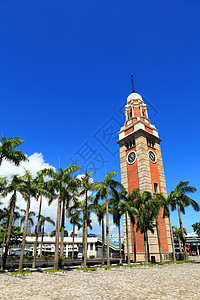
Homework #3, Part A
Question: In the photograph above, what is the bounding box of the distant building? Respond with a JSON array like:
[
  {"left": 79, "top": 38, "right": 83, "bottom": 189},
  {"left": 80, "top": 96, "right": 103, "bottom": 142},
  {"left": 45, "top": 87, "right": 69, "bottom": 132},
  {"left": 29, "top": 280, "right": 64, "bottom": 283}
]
[
  {"left": 35, "top": 224, "right": 42, "bottom": 234},
  {"left": 27, "top": 220, "right": 32, "bottom": 234},
  {"left": 13, "top": 212, "right": 21, "bottom": 227},
  {"left": 174, "top": 233, "right": 200, "bottom": 255}
]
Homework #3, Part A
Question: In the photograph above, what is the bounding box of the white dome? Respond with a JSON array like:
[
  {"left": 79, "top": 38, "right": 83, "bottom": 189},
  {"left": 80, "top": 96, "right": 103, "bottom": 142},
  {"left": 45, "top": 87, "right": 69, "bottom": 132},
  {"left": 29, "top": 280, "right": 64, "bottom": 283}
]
[{"left": 127, "top": 92, "right": 143, "bottom": 103}]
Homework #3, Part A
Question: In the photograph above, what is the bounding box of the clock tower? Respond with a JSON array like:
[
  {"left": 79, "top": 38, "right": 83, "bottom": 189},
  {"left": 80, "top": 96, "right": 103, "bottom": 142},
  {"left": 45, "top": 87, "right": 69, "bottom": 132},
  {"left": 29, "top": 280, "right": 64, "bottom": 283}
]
[{"left": 117, "top": 88, "right": 173, "bottom": 262}]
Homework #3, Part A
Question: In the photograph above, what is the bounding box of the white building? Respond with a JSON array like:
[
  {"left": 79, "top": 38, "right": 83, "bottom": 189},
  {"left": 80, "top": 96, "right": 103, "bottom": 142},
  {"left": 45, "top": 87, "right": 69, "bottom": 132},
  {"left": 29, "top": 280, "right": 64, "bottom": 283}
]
[{"left": 23, "top": 236, "right": 120, "bottom": 258}]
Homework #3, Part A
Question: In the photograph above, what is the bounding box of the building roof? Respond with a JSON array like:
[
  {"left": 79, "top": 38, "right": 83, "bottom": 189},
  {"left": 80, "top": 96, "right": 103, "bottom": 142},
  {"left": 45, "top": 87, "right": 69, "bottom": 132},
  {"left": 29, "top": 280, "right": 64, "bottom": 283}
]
[{"left": 127, "top": 92, "right": 143, "bottom": 103}]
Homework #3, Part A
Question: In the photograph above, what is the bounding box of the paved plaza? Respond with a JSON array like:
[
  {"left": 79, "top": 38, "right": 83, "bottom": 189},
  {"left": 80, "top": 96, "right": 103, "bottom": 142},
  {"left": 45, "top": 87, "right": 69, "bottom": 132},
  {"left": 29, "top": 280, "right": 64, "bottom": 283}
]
[{"left": 0, "top": 263, "right": 200, "bottom": 299}]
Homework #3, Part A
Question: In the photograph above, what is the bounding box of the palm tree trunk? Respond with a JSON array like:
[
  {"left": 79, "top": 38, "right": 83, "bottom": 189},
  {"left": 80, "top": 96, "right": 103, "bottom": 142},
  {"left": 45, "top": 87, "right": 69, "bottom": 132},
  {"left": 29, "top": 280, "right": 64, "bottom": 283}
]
[
  {"left": 40, "top": 223, "right": 44, "bottom": 257},
  {"left": 54, "top": 194, "right": 62, "bottom": 270},
  {"left": 1, "top": 222, "right": 7, "bottom": 258},
  {"left": 106, "top": 193, "right": 110, "bottom": 266},
  {"left": 168, "top": 212, "right": 176, "bottom": 261},
  {"left": 125, "top": 212, "right": 130, "bottom": 264},
  {"left": 118, "top": 221, "right": 122, "bottom": 264},
  {"left": 60, "top": 199, "right": 65, "bottom": 258},
  {"left": 156, "top": 218, "right": 163, "bottom": 262},
  {"left": 83, "top": 190, "right": 88, "bottom": 268},
  {"left": 2, "top": 192, "right": 16, "bottom": 270},
  {"left": 1, "top": 222, "right": 8, "bottom": 270},
  {"left": 102, "top": 217, "right": 105, "bottom": 265},
  {"left": 32, "top": 195, "right": 42, "bottom": 268},
  {"left": 72, "top": 224, "right": 75, "bottom": 260},
  {"left": 178, "top": 205, "right": 186, "bottom": 257},
  {"left": 146, "top": 230, "right": 150, "bottom": 262},
  {"left": 143, "top": 229, "right": 148, "bottom": 264},
  {"left": 132, "top": 222, "right": 137, "bottom": 263},
  {"left": 178, "top": 236, "right": 182, "bottom": 253},
  {"left": 82, "top": 214, "right": 85, "bottom": 266},
  {"left": 18, "top": 198, "right": 30, "bottom": 272}
]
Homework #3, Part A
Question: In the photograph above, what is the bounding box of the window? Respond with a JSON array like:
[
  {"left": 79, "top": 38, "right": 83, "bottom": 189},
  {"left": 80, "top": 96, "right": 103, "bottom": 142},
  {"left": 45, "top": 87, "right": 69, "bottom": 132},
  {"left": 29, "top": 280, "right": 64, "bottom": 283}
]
[
  {"left": 142, "top": 109, "right": 146, "bottom": 117},
  {"left": 147, "top": 138, "right": 155, "bottom": 148},
  {"left": 153, "top": 182, "right": 158, "bottom": 194},
  {"left": 125, "top": 139, "right": 135, "bottom": 150}
]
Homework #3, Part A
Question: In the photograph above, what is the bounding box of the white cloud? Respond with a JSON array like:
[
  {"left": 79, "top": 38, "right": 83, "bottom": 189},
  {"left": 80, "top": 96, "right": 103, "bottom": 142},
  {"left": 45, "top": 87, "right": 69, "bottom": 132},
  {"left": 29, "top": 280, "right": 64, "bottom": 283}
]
[
  {"left": 90, "top": 212, "right": 99, "bottom": 227},
  {"left": 0, "top": 152, "right": 57, "bottom": 230},
  {"left": 110, "top": 224, "right": 117, "bottom": 234},
  {"left": 0, "top": 152, "right": 54, "bottom": 179}
]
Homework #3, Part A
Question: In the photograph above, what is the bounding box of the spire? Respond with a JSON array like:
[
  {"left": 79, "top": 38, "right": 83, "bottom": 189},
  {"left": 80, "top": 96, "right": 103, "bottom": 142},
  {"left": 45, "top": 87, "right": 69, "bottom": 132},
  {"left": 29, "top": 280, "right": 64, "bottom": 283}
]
[{"left": 131, "top": 75, "right": 135, "bottom": 93}]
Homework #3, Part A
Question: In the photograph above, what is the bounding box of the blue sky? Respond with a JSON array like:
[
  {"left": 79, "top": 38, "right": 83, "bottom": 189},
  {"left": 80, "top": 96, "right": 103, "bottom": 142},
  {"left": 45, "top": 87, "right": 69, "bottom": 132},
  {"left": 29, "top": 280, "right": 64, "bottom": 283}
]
[{"left": 0, "top": 0, "right": 200, "bottom": 234}]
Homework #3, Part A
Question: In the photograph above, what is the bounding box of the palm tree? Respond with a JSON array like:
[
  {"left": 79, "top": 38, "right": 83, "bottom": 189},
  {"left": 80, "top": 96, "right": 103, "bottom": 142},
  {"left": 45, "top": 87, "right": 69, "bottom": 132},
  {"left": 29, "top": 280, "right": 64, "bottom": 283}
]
[
  {"left": 109, "top": 189, "right": 123, "bottom": 264},
  {"left": 0, "top": 136, "right": 27, "bottom": 166},
  {"left": 32, "top": 171, "right": 54, "bottom": 268},
  {"left": 0, "top": 206, "right": 19, "bottom": 262},
  {"left": 69, "top": 210, "right": 82, "bottom": 259},
  {"left": 20, "top": 209, "right": 35, "bottom": 228},
  {"left": 192, "top": 222, "right": 200, "bottom": 237},
  {"left": 77, "top": 198, "right": 93, "bottom": 263},
  {"left": 168, "top": 180, "right": 199, "bottom": 256},
  {"left": 172, "top": 226, "right": 187, "bottom": 253},
  {"left": 78, "top": 170, "right": 95, "bottom": 268},
  {"left": 60, "top": 177, "right": 80, "bottom": 259},
  {"left": 93, "top": 172, "right": 122, "bottom": 266},
  {"left": 134, "top": 191, "right": 155, "bottom": 264},
  {"left": 39, "top": 215, "right": 55, "bottom": 257},
  {"left": 93, "top": 202, "right": 106, "bottom": 265},
  {"left": 18, "top": 171, "right": 37, "bottom": 272},
  {"left": 1, "top": 175, "right": 25, "bottom": 270},
  {"left": 120, "top": 188, "right": 138, "bottom": 264},
  {"left": 152, "top": 193, "right": 171, "bottom": 263},
  {"left": 41, "top": 164, "right": 81, "bottom": 269}
]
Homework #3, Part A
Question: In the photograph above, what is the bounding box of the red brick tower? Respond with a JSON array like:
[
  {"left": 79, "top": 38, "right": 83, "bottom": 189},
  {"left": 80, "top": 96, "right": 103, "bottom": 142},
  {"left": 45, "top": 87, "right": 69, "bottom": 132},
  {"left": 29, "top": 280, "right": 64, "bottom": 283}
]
[{"left": 117, "top": 90, "right": 172, "bottom": 262}]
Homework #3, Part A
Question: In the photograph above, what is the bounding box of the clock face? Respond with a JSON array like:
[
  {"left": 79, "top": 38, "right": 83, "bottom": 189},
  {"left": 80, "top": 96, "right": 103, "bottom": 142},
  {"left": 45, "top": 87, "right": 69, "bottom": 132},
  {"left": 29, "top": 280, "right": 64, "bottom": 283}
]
[
  {"left": 148, "top": 150, "right": 157, "bottom": 163},
  {"left": 127, "top": 151, "right": 136, "bottom": 164}
]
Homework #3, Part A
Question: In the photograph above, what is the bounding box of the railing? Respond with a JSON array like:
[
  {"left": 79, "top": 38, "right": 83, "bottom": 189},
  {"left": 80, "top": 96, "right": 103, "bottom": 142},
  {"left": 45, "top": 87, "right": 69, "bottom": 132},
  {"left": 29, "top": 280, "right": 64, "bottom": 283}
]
[{"left": 96, "top": 235, "right": 120, "bottom": 250}]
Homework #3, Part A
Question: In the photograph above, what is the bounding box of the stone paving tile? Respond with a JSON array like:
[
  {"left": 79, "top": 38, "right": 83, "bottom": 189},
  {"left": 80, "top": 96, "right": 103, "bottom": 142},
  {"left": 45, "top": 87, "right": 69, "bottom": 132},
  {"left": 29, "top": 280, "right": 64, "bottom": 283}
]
[{"left": 0, "top": 263, "right": 200, "bottom": 299}]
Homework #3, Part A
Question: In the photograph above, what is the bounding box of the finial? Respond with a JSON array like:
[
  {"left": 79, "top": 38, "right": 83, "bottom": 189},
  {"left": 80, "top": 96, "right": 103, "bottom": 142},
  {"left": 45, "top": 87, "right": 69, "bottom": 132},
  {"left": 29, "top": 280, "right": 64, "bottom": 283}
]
[{"left": 131, "top": 75, "right": 135, "bottom": 93}]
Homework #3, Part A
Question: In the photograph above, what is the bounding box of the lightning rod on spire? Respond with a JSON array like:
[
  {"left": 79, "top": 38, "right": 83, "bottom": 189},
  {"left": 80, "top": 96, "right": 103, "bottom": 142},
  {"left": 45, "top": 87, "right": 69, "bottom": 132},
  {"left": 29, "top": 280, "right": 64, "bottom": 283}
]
[{"left": 131, "top": 75, "right": 135, "bottom": 93}]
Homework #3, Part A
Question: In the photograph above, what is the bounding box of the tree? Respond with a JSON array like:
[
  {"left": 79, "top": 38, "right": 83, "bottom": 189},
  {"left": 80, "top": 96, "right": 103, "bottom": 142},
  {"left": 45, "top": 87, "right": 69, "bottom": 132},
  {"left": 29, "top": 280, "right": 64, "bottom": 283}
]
[
  {"left": 168, "top": 181, "right": 199, "bottom": 256},
  {"left": 192, "top": 222, "right": 200, "bottom": 237},
  {"left": 109, "top": 189, "right": 123, "bottom": 264},
  {"left": 78, "top": 170, "right": 95, "bottom": 268},
  {"left": 39, "top": 215, "right": 55, "bottom": 257},
  {"left": 60, "top": 177, "right": 80, "bottom": 259},
  {"left": 134, "top": 191, "right": 155, "bottom": 264},
  {"left": 32, "top": 171, "right": 54, "bottom": 268},
  {"left": 93, "top": 202, "right": 106, "bottom": 265},
  {"left": 69, "top": 210, "right": 82, "bottom": 259},
  {"left": 120, "top": 188, "right": 138, "bottom": 264},
  {"left": 41, "top": 164, "right": 81, "bottom": 269},
  {"left": 0, "top": 206, "right": 20, "bottom": 262},
  {"left": 153, "top": 193, "right": 171, "bottom": 263},
  {"left": 0, "top": 136, "right": 27, "bottom": 166},
  {"left": 94, "top": 172, "right": 122, "bottom": 266},
  {"left": 50, "top": 228, "right": 68, "bottom": 237},
  {"left": 77, "top": 195, "right": 93, "bottom": 266},
  {"left": 0, "top": 225, "right": 22, "bottom": 250},
  {"left": 20, "top": 209, "right": 35, "bottom": 228},
  {"left": 1, "top": 175, "right": 25, "bottom": 270},
  {"left": 18, "top": 171, "right": 37, "bottom": 272},
  {"left": 172, "top": 226, "right": 187, "bottom": 253},
  {"left": 0, "top": 177, "right": 7, "bottom": 200}
]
